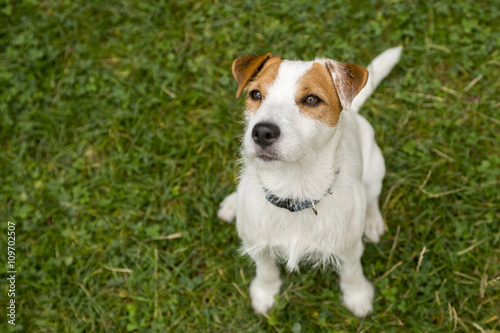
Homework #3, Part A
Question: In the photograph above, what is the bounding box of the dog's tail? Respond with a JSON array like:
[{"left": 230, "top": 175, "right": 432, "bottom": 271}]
[{"left": 349, "top": 46, "right": 403, "bottom": 114}]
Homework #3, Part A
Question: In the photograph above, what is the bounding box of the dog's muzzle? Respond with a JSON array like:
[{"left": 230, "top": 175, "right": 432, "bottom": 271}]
[{"left": 252, "top": 122, "right": 280, "bottom": 147}]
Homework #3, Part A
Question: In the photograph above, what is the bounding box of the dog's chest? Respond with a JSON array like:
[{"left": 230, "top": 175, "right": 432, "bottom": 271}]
[{"left": 236, "top": 175, "right": 366, "bottom": 265}]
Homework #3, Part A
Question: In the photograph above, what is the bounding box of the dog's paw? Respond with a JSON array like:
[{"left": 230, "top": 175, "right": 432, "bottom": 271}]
[
  {"left": 217, "top": 192, "right": 237, "bottom": 223},
  {"left": 364, "top": 217, "right": 385, "bottom": 243},
  {"left": 250, "top": 277, "right": 282, "bottom": 314},
  {"left": 342, "top": 280, "right": 374, "bottom": 317},
  {"left": 364, "top": 204, "right": 385, "bottom": 243}
]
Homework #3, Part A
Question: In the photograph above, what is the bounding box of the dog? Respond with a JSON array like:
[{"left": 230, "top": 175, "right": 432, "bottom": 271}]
[{"left": 217, "top": 46, "right": 402, "bottom": 317}]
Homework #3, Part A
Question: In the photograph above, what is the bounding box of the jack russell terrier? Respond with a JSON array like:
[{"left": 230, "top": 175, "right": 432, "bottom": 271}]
[{"left": 218, "top": 46, "right": 402, "bottom": 317}]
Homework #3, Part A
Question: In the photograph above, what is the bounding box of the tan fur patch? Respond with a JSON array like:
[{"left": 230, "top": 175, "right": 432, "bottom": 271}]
[
  {"left": 244, "top": 57, "right": 282, "bottom": 114},
  {"left": 296, "top": 62, "right": 342, "bottom": 126}
]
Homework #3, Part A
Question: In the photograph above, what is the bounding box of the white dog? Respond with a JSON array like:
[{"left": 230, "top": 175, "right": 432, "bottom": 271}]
[{"left": 218, "top": 47, "right": 402, "bottom": 317}]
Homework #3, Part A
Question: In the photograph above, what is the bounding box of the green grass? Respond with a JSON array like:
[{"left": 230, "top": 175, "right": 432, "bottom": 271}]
[{"left": 1, "top": 0, "right": 499, "bottom": 332}]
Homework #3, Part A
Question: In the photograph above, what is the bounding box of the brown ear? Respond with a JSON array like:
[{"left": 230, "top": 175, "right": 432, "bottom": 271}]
[
  {"left": 325, "top": 61, "right": 368, "bottom": 110},
  {"left": 232, "top": 53, "right": 274, "bottom": 98}
]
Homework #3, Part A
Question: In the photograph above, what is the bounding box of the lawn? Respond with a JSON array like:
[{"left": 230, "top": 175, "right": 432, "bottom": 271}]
[{"left": 0, "top": 0, "right": 499, "bottom": 332}]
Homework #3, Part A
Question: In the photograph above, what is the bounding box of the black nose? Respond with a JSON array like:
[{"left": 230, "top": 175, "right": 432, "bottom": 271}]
[{"left": 252, "top": 123, "right": 281, "bottom": 147}]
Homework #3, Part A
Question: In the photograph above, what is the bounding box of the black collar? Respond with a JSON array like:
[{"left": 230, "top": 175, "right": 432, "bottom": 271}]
[{"left": 264, "top": 169, "right": 340, "bottom": 215}]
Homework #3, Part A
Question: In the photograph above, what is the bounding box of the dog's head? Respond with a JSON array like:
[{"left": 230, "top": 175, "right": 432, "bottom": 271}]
[{"left": 232, "top": 53, "right": 368, "bottom": 167}]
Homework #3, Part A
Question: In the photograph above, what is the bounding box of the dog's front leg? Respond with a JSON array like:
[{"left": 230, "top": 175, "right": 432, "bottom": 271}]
[
  {"left": 249, "top": 250, "right": 282, "bottom": 314},
  {"left": 338, "top": 241, "right": 374, "bottom": 317}
]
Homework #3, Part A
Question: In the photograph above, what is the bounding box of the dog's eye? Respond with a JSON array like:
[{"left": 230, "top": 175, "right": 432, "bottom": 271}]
[
  {"left": 250, "top": 90, "right": 262, "bottom": 101},
  {"left": 304, "top": 95, "right": 321, "bottom": 106}
]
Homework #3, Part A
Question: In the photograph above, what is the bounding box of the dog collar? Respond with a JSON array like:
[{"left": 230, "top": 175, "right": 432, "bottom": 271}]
[{"left": 264, "top": 169, "right": 340, "bottom": 215}]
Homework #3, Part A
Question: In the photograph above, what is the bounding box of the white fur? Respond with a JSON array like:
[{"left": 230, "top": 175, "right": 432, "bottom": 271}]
[
  {"left": 350, "top": 46, "right": 403, "bottom": 114},
  {"left": 218, "top": 47, "right": 402, "bottom": 317}
]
